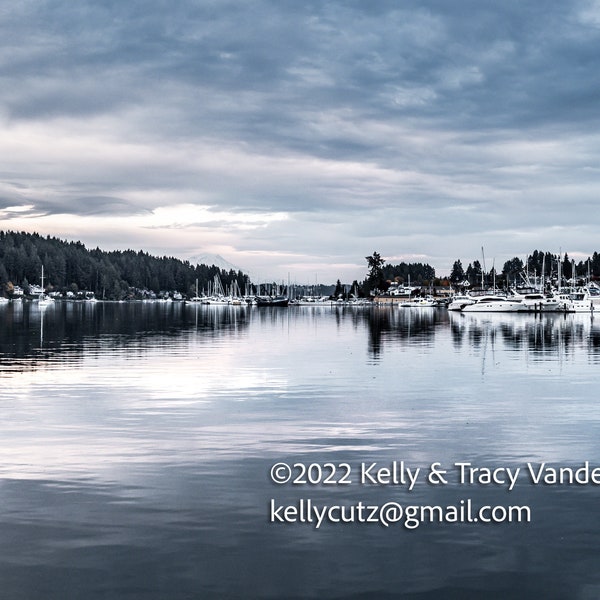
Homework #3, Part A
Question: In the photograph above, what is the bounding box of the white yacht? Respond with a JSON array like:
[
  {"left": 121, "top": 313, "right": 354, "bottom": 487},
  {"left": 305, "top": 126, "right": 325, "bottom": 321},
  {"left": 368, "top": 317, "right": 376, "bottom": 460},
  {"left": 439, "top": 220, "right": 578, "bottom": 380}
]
[
  {"left": 565, "top": 290, "right": 594, "bottom": 313},
  {"left": 461, "top": 295, "right": 522, "bottom": 313},
  {"left": 509, "top": 289, "right": 561, "bottom": 312},
  {"left": 447, "top": 293, "right": 476, "bottom": 311},
  {"left": 203, "top": 295, "right": 231, "bottom": 305},
  {"left": 585, "top": 283, "right": 600, "bottom": 309},
  {"left": 293, "top": 296, "right": 333, "bottom": 305},
  {"left": 399, "top": 295, "right": 436, "bottom": 308},
  {"left": 549, "top": 288, "right": 594, "bottom": 313}
]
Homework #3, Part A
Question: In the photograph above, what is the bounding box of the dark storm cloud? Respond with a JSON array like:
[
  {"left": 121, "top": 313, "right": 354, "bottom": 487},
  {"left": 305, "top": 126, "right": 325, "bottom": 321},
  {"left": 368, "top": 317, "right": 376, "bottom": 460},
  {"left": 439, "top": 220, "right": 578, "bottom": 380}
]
[{"left": 4, "top": 1, "right": 599, "bottom": 142}]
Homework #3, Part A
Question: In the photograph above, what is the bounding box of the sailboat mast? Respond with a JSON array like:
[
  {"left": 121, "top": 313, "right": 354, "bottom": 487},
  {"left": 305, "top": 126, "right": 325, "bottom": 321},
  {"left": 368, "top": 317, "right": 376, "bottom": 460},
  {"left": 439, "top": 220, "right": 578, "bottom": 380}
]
[
  {"left": 481, "top": 247, "right": 486, "bottom": 289},
  {"left": 541, "top": 254, "right": 546, "bottom": 291}
]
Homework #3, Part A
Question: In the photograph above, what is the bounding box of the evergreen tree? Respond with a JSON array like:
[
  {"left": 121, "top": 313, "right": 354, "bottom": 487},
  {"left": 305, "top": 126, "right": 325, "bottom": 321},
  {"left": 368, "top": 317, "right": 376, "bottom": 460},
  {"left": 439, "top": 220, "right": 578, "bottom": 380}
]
[
  {"left": 502, "top": 257, "right": 524, "bottom": 285},
  {"left": 562, "top": 253, "right": 572, "bottom": 281},
  {"left": 364, "top": 252, "right": 387, "bottom": 294},
  {"left": 450, "top": 260, "right": 465, "bottom": 284},
  {"left": 466, "top": 260, "right": 482, "bottom": 286},
  {"left": 333, "top": 279, "right": 344, "bottom": 298}
]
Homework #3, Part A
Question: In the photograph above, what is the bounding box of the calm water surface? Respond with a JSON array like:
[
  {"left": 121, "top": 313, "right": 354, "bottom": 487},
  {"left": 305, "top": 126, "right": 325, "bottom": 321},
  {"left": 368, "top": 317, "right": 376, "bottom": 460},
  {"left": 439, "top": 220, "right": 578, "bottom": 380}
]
[{"left": 1, "top": 301, "right": 600, "bottom": 599}]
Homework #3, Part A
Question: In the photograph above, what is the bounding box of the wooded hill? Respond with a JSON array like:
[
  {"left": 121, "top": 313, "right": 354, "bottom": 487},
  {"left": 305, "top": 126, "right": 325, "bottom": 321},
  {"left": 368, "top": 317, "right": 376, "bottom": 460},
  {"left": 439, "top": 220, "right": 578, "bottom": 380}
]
[{"left": 0, "top": 231, "right": 250, "bottom": 300}]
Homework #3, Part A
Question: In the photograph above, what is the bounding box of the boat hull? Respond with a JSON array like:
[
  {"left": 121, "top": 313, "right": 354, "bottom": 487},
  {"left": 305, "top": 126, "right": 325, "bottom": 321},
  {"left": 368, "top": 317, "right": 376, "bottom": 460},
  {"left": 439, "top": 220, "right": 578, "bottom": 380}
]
[
  {"left": 462, "top": 300, "right": 522, "bottom": 312},
  {"left": 255, "top": 296, "right": 289, "bottom": 307}
]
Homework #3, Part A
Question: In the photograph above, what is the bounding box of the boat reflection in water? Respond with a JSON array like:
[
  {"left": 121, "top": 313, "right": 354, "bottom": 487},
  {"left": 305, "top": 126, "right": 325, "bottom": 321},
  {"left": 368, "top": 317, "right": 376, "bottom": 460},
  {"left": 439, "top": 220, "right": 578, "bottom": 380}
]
[{"left": 448, "top": 310, "right": 600, "bottom": 359}]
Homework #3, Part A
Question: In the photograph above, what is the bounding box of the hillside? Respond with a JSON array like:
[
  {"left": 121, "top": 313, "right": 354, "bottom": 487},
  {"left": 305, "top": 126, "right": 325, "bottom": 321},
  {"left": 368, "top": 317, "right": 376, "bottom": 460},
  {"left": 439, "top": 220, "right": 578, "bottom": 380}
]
[{"left": 0, "top": 231, "right": 249, "bottom": 300}]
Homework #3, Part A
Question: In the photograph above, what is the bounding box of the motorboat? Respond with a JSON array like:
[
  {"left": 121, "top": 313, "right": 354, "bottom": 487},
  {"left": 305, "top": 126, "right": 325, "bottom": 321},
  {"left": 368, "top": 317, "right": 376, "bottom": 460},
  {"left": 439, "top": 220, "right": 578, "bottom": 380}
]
[
  {"left": 565, "top": 291, "right": 594, "bottom": 313},
  {"left": 292, "top": 296, "right": 332, "bottom": 305},
  {"left": 585, "top": 283, "right": 600, "bottom": 309},
  {"left": 461, "top": 295, "right": 522, "bottom": 312},
  {"left": 509, "top": 290, "right": 561, "bottom": 312},
  {"left": 399, "top": 295, "right": 436, "bottom": 308},
  {"left": 447, "top": 294, "right": 476, "bottom": 311},
  {"left": 550, "top": 288, "right": 594, "bottom": 312}
]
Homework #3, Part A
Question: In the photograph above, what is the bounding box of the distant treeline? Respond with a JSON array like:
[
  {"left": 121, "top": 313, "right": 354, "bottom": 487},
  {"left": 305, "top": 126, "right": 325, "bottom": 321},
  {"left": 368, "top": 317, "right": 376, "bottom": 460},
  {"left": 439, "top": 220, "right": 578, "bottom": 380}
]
[
  {"left": 449, "top": 250, "right": 600, "bottom": 286},
  {"left": 382, "top": 262, "right": 436, "bottom": 285},
  {"left": 364, "top": 249, "right": 600, "bottom": 295},
  {"left": 362, "top": 252, "right": 436, "bottom": 294},
  {"left": 0, "top": 231, "right": 250, "bottom": 299}
]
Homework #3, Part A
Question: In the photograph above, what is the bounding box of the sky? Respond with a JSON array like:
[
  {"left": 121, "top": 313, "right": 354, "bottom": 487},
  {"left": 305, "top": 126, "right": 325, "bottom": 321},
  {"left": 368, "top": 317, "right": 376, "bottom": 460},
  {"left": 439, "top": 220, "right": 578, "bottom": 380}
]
[{"left": 2, "top": 0, "right": 600, "bottom": 284}]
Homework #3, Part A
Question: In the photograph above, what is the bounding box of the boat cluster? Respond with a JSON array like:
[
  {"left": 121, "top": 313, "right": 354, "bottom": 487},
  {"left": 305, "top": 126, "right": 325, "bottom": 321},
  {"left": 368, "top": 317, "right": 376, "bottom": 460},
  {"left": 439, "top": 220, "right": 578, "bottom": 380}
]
[
  {"left": 439, "top": 285, "right": 600, "bottom": 313},
  {"left": 188, "top": 294, "right": 290, "bottom": 306},
  {"left": 12, "top": 265, "right": 599, "bottom": 313},
  {"left": 185, "top": 294, "right": 372, "bottom": 307}
]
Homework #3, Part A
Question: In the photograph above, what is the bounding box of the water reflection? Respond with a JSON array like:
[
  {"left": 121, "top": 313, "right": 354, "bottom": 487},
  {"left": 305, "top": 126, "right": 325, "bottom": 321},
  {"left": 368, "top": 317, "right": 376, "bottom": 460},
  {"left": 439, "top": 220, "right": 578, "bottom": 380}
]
[
  {"left": 449, "top": 311, "right": 600, "bottom": 361},
  {"left": 363, "top": 306, "right": 447, "bottom": 356},
  {"left": 3, "top": 303, "right": 600, "bottom": 375},
  {"left": 0, "top": 302, "right": 253, "bottom": 375}
]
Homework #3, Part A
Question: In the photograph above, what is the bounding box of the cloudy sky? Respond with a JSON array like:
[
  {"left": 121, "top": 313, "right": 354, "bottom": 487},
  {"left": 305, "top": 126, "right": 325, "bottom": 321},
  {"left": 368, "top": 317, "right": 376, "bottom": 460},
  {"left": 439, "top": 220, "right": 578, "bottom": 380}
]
[{"left": 1, "top": 0, "right": 600, "bottom": 283}]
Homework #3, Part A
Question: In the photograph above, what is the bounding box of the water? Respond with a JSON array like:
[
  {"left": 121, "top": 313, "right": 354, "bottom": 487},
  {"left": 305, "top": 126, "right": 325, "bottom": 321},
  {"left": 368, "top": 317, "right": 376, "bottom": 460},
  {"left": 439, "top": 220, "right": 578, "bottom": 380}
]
[{"left": 1, "top": 301, "right": 600, "bottom": 599}]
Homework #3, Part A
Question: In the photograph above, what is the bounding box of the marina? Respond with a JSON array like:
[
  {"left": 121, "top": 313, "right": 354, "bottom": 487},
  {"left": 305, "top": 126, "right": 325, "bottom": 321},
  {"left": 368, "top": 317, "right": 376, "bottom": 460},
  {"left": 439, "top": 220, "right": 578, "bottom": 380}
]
[
  {"left": 3, "top": 284, "right": 598, "bottom": 313},
  {"left": 380, "top": 284, "right": 599, "bottom": 313}
]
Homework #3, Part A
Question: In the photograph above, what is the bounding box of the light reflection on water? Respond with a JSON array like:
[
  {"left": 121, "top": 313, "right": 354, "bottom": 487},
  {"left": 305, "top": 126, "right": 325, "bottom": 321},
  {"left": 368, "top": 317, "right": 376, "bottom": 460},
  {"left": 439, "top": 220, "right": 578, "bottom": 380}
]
[{"left": 1, "top": 302, "right": 600, "bottom": 598}]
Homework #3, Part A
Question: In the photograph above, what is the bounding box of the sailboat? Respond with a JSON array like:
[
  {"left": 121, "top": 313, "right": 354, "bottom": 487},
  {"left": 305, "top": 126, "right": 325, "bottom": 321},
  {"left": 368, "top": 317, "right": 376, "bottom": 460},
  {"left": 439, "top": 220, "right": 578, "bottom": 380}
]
[
  {"left": 188, "top": 278, "right": 203, "bottom": 303},
  {"left": 38, "top": 265, "right": 54, "bottom": 306}
]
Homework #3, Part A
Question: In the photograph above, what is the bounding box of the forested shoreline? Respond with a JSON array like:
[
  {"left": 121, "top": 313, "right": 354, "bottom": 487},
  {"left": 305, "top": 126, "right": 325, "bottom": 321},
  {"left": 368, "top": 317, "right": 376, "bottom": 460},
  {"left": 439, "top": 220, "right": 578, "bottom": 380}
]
[
  {"left": 3, "top": 230, "right": 600, "bottom": 301},
  {"left": 0, "top": 231, "right": 250, "bottom": 300}
]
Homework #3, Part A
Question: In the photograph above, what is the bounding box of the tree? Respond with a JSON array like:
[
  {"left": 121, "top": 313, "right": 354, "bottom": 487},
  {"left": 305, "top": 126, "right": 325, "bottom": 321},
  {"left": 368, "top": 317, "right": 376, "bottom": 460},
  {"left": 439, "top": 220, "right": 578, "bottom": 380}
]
[
  {"left": 364, "top": 252, "right": 387, "bottom": 294},
  {"left": 450, "top": 260, "right": 465, "bottom": 284},
  {"left": 366, "top": 252, "right": 385, "bottom": 277},
  {"left": 333, "top": 279, "right": 344, "bottom": 298},
  {"left": 502, "top": 257, "right": 524, "bottom": 285},
  {"left": 466, "top": 260, "right": 482, "bottom": 287},
  {"left": 592, "top": 252, "right": 600, "bottom": 278},
  {"left": 381, "top": 261, "right": 435, "bottom": 284},
  {"left": 562, "top": 253, "right": 572, "bottom": 281}
]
